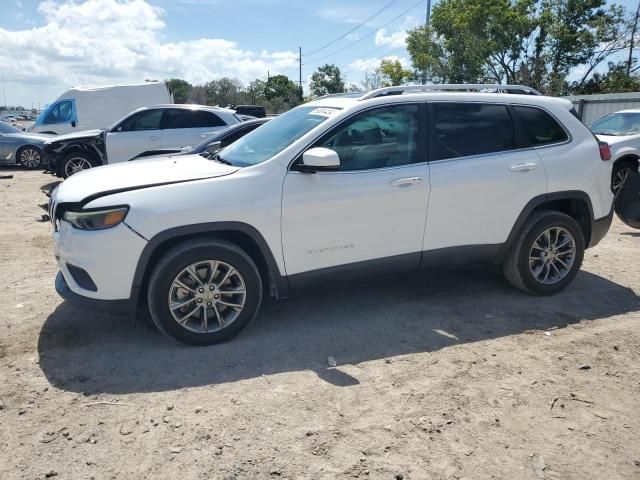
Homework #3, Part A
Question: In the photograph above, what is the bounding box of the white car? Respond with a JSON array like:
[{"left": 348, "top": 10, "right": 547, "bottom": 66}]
[
  {"left": 590, "top": 109, "right": 640, "bottom": 192},
  {"left": 49, "top": 84, "right": 615, "bottom": 345},
  {"left": 43, "top": 104, "right": 244, "bottom": 177}
]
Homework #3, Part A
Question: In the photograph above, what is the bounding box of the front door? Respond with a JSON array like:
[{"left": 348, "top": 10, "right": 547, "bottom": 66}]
[
  {"left": 106, "top": 108, "right": 164, "bottom": 163},
  {"left": 281, "top": 103, "right": 430, "bottom": 284}
]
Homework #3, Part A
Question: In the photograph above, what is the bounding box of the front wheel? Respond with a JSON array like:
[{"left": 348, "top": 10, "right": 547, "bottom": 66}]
[
  {"left": 147, "top": 239, "right": 263, "bottom": 346},
  {"left": 503, "top": 211, "right": 585, "bottom": 295},
  {"left": 60, "top": 153, "right": 97, "bottom": 178},
  {"left": 17, "top": 146, "right": 42, "bottom": 169}
]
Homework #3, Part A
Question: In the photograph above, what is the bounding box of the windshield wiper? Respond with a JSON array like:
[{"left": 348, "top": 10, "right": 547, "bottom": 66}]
[{"left": 211, "top": 153, "right": 233, "bottom": 165}]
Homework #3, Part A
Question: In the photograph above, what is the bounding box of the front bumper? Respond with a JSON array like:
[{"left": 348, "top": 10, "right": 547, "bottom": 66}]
[{"left": 55, "top": 271, "right": 134, "bottom": 315}]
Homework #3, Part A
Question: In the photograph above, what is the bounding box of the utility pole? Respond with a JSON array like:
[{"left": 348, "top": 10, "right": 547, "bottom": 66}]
[
  {"left": 426, "top": 0, "right": 431, "bottom": 28},
  {"left": 299, "top": 46, "right": 303, "bottom": 99},
  {"left": 627, "top": 1, "right": 640, "bottom": 76}
]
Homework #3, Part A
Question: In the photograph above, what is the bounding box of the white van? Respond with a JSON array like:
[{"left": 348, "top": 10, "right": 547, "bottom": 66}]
[{"left": 28, "top": 82, "right": 172, "bottom": 135}]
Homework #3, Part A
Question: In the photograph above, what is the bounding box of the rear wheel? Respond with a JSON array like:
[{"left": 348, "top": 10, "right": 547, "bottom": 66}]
[
  {"left": 147, "top": 239, "right": 263, "bottom": 346},
  {"left": 17, "top": 146, "right": 42, "bottom": 169},
  {"left": 612, "top": 160, "right": 638, "bottom": 194},
  {"left": 503, "top": 211, "right": 585, "bottom": 295},
  {"left": 60, "top": 152, "right": 97, "bottom": 178}
]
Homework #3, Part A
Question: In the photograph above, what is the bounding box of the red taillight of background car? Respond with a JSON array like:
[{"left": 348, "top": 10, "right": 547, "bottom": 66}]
[{"left": 598, "top": 141, "right": 612, "bottom": 161}]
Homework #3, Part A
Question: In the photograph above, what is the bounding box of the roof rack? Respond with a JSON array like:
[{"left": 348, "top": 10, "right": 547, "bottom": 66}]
[{"left": 359, "top": 84, "right": 542, "bottom": 100}]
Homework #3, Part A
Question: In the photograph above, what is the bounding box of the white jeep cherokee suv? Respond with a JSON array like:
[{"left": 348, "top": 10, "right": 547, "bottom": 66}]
[{"left": 50, "top": 85, "right": 615, "bottom": 345}]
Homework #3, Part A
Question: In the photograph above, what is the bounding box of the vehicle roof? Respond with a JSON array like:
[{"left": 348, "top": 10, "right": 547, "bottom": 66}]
[
  {"left": 307, "top": 91, "right": 574, "bottom": 112},
  {"left": 66, "top": 82, "right": 165, "bottom": 92},
  {"left": 134, "top": 104, "right": 236, "bottom": 114},
  {"left": 609, "top": 109, "right": 640, "bottom": 114}
]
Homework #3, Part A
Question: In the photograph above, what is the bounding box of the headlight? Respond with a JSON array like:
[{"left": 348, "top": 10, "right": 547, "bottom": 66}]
[{"left": 62, "top": 207, "right": 129, "bottom": 230}]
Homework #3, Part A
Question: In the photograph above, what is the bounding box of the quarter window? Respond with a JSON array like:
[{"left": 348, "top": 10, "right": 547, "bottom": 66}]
[
  {"left": 116, "top": 109, "right": 163, "bottom": 132},
  {"left": 316, "top": 104, "right": 420, "bottom": 171},
  {"left": 432, "top": 103, "right": 515, "bottom": 160},
  {"left": 514, "top": 106, "right": 568, "bottom": 146}
]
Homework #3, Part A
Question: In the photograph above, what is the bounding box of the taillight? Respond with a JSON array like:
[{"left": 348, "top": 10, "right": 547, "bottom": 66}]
[{"left": 598, "top": 141, "right": 611, "bottom": 161}]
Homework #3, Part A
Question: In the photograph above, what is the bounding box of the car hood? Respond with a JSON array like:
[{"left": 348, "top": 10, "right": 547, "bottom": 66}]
[
  {"left": 54, "top": 154, "right": 239, "bottom": 204},
  {"left": 47, "top": 129, "right": 104, "bottom": 144},
  {"left": 5, "top": 132, "right": 54, "bottom": 141}
]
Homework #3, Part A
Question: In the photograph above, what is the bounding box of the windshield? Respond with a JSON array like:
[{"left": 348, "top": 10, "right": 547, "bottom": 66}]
[
  {"left": 218, "top": 105, "right": 341, "bottom": 166},
  {"left": 0, "top": 121, "right": 22, "bottom": 134},
  {"left": 590, "top": 112, "right": 640, "bottom": 136}
]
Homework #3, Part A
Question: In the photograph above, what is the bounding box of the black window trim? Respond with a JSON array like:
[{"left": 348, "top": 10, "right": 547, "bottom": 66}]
[
  {"left": 288, "top": 101, "right": 429, "bottom": 174},
  {"left": 113, "top": 108, "right": 163, "bottom": 132},
  {"left": 426, "top": 101, "right": 572, "bottom": 164}
]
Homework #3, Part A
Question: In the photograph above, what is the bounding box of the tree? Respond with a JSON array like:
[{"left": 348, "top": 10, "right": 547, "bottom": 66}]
[
  {"left": 309, "top": 64, "right": 345, "bottom": 97},
  {"left": 205, "top": 77, "right": 244, "bottom": 106},
  {"left": 379, "top": 59, "right": 413, "bottom": 86},
  {"left": 166, "top": 78, "right": 192, "bottom": 104},
  {"left": 406, "top": 0, "right": 631, "bottom": 94},
  {"left": 571, "top": 61, "right": 640, "bottom": 94},
  {"left": 361, "top": 68, "right": 384, "bottom": 90}
]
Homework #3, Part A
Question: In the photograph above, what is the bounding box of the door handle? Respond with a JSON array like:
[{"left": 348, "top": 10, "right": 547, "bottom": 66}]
[
  {"left": 510, "top": 162, "right": 537, "bottom": 172},
  {"left": 389, "top": 177, "right": 423, "bottom": 187},
  {"left": 149, "top": 135, "right": 160, "bottom": 142}
]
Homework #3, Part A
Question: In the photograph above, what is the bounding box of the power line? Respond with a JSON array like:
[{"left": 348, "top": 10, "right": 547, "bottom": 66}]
[
  {"left": 304, "top": 0, "right": 424, "bottom": 64},
  {"left": 304, "top": 0, "right": 400, "bottom": 57}
]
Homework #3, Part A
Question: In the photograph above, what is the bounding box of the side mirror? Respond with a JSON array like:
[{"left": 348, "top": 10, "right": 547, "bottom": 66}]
[
  {"left": 298, "top": 147, "right": 340, "bottom": 172},
  {"left": 205, "top": 141, "right": 222, "bottom": 155}
]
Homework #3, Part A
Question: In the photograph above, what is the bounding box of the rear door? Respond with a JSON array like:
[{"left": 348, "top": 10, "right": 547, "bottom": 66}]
[
  {"left": 160, "top": 109, "right": 228, "bottom": 150},
  {"left": 423, "top": 102, "right": 548, "bottom": 252},
  {"left": 105, "top": 109, "right": 164, "bottom": 163}
]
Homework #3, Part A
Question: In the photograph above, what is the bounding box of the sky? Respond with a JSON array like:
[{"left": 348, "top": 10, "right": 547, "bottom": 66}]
[{"left": 0, "top": 0, "right": 637, "bottom": 108}]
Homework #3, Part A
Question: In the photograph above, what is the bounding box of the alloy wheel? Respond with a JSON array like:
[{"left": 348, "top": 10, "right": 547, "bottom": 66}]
[
  {"left": 20, "top": 148, "right": 41, "bottom": 168},
  {"left": 64, "top": 157, "right": 92, "bottom": 177},
  {"left": 612, "top": 167, "right": 631, "bottom": 194},
  {"left": 529, "top": 227, "right": 576, "bottom": 285},
  {"left": 168, "top": 260, "right": 247, "bottom": 334}
]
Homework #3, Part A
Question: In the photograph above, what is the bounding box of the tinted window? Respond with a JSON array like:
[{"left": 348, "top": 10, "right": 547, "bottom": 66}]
[
  {"left": 163, "top": 109, "right": 226, "bottom": 129},
  {"left": 433, "top": 103, "right": 515, "bottom": 160},
  {"left": 117, "top": 109, "right": 163, "bottom": 132},
  {"left": 514, "top": 106, "right": 568, "bottom": 146},
  {"left": 317, "top": 104, "right": 420, "bottom": 171},
  {"left": 43, "top": 100, "right": 73, "bottom": 125}
]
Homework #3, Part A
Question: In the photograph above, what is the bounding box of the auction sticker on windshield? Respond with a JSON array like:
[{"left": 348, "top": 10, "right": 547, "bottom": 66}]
[{"left": 308, "top": 107, "right": 341, "bottom": 117}]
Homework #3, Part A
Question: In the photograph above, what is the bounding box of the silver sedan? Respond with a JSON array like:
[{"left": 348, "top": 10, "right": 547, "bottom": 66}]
[{"left": 0, "top": 121, "right": 53, "bottom": 169}]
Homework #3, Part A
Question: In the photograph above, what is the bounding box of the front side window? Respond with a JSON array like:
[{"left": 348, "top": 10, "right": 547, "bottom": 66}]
[
  {"left": 219, "top": 105, "right": 340, "bottom": 167},
  {"left": 590, "top": 112, "right": 640, "bottom": 136},
  {"left": 42, "top": 100, "right": 73, "bottom": 125},
  {"left": 514, "top": 106, "right": 568, "bottom": 146},
  {"left": 115, "top": 109, "right": 163, "bottom": 132},
  {"left": 315, "top": 104, "right": 420, "bottom": 171},
  {"left": 432, "top": 103, "right": 515, "bottom": 160}
]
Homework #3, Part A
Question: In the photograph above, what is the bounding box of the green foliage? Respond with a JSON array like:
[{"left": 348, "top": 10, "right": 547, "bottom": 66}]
[
  {"left": 571, "top": 62, "right": 640, "bottom": 94},
  {"left": 379, "top": 59, "right": 413, "bottom": 86},
  {"left": 309, "top": 64, "right": 345, "bottom": 97},
  {"left": 166, "top": 78, "right": 192, "bottom": 104},
  {"left": 405, "top": 0, "right": 633, "bottom": 95}
]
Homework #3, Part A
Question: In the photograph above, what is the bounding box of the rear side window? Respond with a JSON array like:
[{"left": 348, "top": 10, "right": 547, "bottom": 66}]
[
  {"left": 162, "top": 109, "right": 226, "bottom": 129},
  {"left": 513, "top": 106, "right": 568, "bottom": 146},
  {"left": 432, "top": 103, "right": 515, "bottom": 160}
]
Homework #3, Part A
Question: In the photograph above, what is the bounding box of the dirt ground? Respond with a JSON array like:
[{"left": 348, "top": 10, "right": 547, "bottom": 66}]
[{"left": 0, "top": 168, "right": 639, "bottom": 480}]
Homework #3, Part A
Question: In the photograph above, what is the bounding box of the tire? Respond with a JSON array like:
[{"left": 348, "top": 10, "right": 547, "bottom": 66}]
[
  {"left": 17, "top": 146, "right": 43, "bottom": 169},
  {"left": 60, "top": 152, "right": 98, "bottom": 179},
  {"left": 612, "top": 160, "right": 638, "bottom": 194},
  {"left": 503, "top": 210, "right": 585, "bottom": 295},
  {"left": 147, "top": 238, "right": 263, "bottom": 346}
]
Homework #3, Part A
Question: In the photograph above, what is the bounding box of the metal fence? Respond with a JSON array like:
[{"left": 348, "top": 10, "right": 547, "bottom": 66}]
[{"left": 564, "top": 92, "right": 640, "bottom": 125}]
